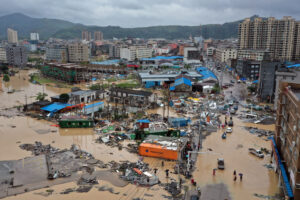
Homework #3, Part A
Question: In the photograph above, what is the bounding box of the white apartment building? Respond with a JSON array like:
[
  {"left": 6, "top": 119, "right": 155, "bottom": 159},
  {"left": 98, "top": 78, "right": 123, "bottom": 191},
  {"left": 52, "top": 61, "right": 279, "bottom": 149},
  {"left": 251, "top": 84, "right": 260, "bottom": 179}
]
[
  {"left": 120, "top": 46, "right": 152, "bottom": 61},
  {"left": 216, "top": 47, "right": 237, "bottom": 62},
  {"left": 30, "top": 33, "right": 39, "bottom": 41},
  {"left": 207, "top": 47, "right": 215, "bottom": 56}
]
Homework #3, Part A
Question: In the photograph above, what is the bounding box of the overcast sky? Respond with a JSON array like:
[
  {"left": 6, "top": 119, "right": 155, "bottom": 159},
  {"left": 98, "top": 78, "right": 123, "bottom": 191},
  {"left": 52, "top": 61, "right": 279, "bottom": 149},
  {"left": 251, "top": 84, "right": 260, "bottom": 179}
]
[{"left": 0, "top": 0, "right": 299, "bottom": 27}]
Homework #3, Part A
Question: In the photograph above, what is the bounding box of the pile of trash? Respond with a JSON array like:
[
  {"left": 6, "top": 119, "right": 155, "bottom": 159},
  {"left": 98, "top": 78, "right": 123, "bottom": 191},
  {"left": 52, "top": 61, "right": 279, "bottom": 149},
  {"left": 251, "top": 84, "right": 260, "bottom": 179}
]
[
  {"left": 19, "top": 141, "right": 60, "bottom": 156},
  {"left": 244, "top": 127, "right": 275, "bottom": 139},
  {"left": 77, "top": 174, "right": 98, "bottom": 185},
  {"left": 116, "top": 160, "right": 159, "bottom": 186},
  {"left": 161, "top": 181, "right": 182, "bottom": 197},
  {"left": 70, "top": 144, "right": 94, "bottom": 159},
  {"left": 95, "top": 133, "right": 129, "bottom": 148}
]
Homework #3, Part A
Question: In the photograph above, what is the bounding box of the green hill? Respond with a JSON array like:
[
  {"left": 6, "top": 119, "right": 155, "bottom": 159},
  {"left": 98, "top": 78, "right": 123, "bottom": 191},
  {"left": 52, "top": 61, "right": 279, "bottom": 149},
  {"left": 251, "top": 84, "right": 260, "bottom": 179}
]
[{"left": 0, "top": 13, "right": 258, "bottom": 40}]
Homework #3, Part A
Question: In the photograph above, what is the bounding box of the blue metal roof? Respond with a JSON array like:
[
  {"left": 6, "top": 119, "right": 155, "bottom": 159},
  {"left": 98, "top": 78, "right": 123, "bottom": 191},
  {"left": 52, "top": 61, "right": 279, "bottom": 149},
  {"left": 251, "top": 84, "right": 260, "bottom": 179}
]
[
  {"left": 196, "top": 67, "right": 217, "bottom": 80},
  {"left": 84, "top": 102, "right": 104, "bottom": 109},
  {"left": 141, "top": 56, "right": 183, "bottom": 61},
  {"left": 41, "top": 102, "right": 70, "bottom": 112},
  {"left": 90, "top": 60, "right": 120, "bottom": 65},
  {"left": 137, "top": 119, "right": 150, "bottom": 123},
  {"left": 170, "top": 77, "right": 192, "bottom": 91},
  {"left": 252, "top": 80, "right": 258, "bottom": 84},
  {"left": 286, "top": 64, "right": 300, "bottom": 68},
  {"left": 271, "top": 137, "right": 294, "bottom": 198}
]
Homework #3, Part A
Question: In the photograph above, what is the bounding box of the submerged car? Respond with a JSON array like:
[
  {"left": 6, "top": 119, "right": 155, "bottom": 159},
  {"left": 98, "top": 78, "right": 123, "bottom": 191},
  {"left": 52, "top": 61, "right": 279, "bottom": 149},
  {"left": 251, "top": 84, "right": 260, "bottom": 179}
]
[
  {"left": 226, "top": 127, "right": 232, "bottom": 133},
  {"left": 217, "top": 158, "right": 225, "bottom": 169},
  {"left": 248, "top": 148, "right": 264, "bottom": 158}
]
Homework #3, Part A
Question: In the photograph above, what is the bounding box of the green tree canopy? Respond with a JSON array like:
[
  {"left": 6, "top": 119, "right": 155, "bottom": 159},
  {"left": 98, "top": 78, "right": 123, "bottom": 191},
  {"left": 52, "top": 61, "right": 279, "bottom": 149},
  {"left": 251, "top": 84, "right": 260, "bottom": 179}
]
[
  {"left": 36, "top": 92, "right": 48, "bottom": 101},
  {"left": 59, "top": 93, "right": 70, "bottom": 103},
  {"left": 3, "top": 74, "right": 10, "bottom": 82}
]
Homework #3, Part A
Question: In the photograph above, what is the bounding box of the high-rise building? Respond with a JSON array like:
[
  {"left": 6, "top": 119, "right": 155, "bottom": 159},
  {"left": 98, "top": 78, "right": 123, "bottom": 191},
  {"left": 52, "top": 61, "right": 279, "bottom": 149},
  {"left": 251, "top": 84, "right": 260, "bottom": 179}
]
[
  {"left": 273, "top": 81, "right": 300, "bottom": 199},
  {"left": 94, "top": 31, "right": 103, "bottom": 41},
  {"left": 7, "top": 28, "right": 18, "bottom": 44},
  {"left": 68, "top": 43, "right": 89, "bottom": 63},
  {"left": 238, "top": 17, "right": 300, "bottom": 61},
  {"left": 82, "top": 31, "right": 91, "bottom": 41},
  {"left": 30, "top": 33, "right": 39, "bottom": 41},
  {"left": 5, "top": 44, "right": 27, "bottom": 67}
]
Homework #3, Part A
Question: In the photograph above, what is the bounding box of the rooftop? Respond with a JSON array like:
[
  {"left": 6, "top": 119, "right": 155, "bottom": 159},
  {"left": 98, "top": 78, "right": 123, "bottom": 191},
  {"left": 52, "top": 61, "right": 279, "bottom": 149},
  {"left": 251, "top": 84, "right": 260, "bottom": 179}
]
[{"left": 110, "top": 87, "right": 152, "bottom": 96}]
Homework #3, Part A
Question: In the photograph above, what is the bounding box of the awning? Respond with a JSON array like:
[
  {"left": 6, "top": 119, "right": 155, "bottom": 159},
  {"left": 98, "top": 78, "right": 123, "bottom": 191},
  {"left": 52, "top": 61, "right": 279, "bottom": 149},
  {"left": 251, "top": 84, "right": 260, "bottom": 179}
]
[
  {"left": 41, "top": 102, "right": 71, "bottom": 113},
  {"left": 137, "top": 119, "right": 150, "bottom": 123},
  {"left": 271, "top": 137, "right": 294, "bottom": 198}
]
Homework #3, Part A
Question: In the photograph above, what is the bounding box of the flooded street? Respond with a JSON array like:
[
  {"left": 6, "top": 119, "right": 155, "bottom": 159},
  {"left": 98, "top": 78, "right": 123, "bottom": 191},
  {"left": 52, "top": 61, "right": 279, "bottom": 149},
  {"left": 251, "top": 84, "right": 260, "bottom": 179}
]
[{"left": 0, "top": 70, "right": 280, "bottom": 199}]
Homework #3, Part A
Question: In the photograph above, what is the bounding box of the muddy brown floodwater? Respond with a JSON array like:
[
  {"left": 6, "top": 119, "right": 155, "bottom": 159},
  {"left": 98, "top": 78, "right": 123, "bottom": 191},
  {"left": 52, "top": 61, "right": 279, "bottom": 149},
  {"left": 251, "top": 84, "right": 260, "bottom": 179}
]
[{"left": 0, "top": 70, "right": 280, "bottom": 199}]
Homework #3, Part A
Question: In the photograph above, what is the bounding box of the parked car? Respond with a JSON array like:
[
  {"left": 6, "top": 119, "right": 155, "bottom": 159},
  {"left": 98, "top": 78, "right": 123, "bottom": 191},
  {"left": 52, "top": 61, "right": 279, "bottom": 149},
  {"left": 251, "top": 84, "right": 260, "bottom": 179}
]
[
  {"left": 233, "top": 105, "right": 239, "bottom": 110},
  {"left": 228, "top": 120, "right": 234, "bottom": 126},
  {"left": 230, "top": 109, "right": 236, "bottom": 114},
  {"left": 237, "top": 80, "right": 241, "bottom": 83},
  {"left": 228, "top": 101, "right": 234, "bottom": 106},
  {"left": 226, "top": 127, "right": 232, "bottom": 133},
  {"left": 230, "top": 80, "right": 235, "bottom": 84},
  {"left": 248, "top": 148, "right": 264, "bottom": 158},
  {"left": 217, "top": 158, "right": 225, "bottom": 169}
]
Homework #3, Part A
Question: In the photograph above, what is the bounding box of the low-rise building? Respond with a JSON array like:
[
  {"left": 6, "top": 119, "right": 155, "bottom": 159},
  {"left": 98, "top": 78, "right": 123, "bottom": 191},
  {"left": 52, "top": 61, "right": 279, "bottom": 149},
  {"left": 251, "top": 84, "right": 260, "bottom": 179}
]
[
  {"left": 51, "top": 90, "right": 106, "bottom": 104},
  {"left": 109, "top": 87, "right": 156, "bottom": 108}
]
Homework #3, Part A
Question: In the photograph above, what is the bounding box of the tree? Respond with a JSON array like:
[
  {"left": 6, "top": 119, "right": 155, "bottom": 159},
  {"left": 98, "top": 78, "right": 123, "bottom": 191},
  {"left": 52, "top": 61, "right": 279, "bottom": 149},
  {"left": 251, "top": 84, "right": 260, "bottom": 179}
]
[
  {"left": 59, "top": 93, "right": 70, "bottom": 103},
  {"left": 3, "top": 74, "right": 10, "bottom": 82},
  {"left": 36, "top": 92, "right": 48, "bottom": 101},
  {"left": 212, "top": 83, "right": 220, "bottom": 93}
]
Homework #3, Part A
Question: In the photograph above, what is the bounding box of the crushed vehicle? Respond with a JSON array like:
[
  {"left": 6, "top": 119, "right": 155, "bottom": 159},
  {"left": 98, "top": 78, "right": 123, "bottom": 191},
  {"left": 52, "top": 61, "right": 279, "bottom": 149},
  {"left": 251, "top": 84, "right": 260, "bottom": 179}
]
[{"left": 248, "top": 148, "right": 264, "bottom": 158}]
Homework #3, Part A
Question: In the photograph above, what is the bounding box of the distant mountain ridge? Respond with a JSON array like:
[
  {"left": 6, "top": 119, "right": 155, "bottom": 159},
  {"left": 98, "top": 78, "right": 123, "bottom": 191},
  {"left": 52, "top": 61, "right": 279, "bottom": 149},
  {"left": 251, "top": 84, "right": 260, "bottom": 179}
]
[{"left": 0, "top": 13, "right": 260, "bottom": 40}]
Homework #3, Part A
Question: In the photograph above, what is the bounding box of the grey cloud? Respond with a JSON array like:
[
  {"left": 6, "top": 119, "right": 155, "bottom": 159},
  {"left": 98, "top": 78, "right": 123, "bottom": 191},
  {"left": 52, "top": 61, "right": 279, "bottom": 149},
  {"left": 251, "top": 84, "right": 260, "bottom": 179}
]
[{"left": 0, "top": 0, "right": 299, "bottom": 27}]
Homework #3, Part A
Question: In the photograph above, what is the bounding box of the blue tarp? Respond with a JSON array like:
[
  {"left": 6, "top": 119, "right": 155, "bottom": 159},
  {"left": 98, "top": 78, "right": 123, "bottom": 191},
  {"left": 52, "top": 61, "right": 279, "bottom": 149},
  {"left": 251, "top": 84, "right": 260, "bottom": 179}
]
[
  {"left": 252, "top": 80, "right": 258, "bottom": 84},
  {"left": 41, "top": 102, "right": 70, "bottom": 112},
  {"left": 196, "top": 67, "right": 217, "bottom": 80},
  {"left": 90, "top": 59, "right": 120, "bottom": 65},
  {"left": 170, "top": 77, "right": 192, "bottom": 91},
  {"left": 141, "top": 56, "right": 183, "bottom": 61},
  {"left": 286, "top": 64, "right": 300, "bottom": 68},
  {"left": 137, "top": 119, "right": 150, "bottom": 123},
  {"left": 271, "top": 137, "right": 294, "bottom": 198},
  {"left": 84, "top": 102, "right": 104, "bottom": 109},
  {"left": 145, "top": 81, "right": 157, "bottom": 88},
  {"left": 240, "top": 77, "right": 247, "bottom": 81},
  {"left": 92, "top": 77, "right": 97, "bottom": 81},
  {"left": 169, "top": 118, "right": 191, "bottom": 127}
]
